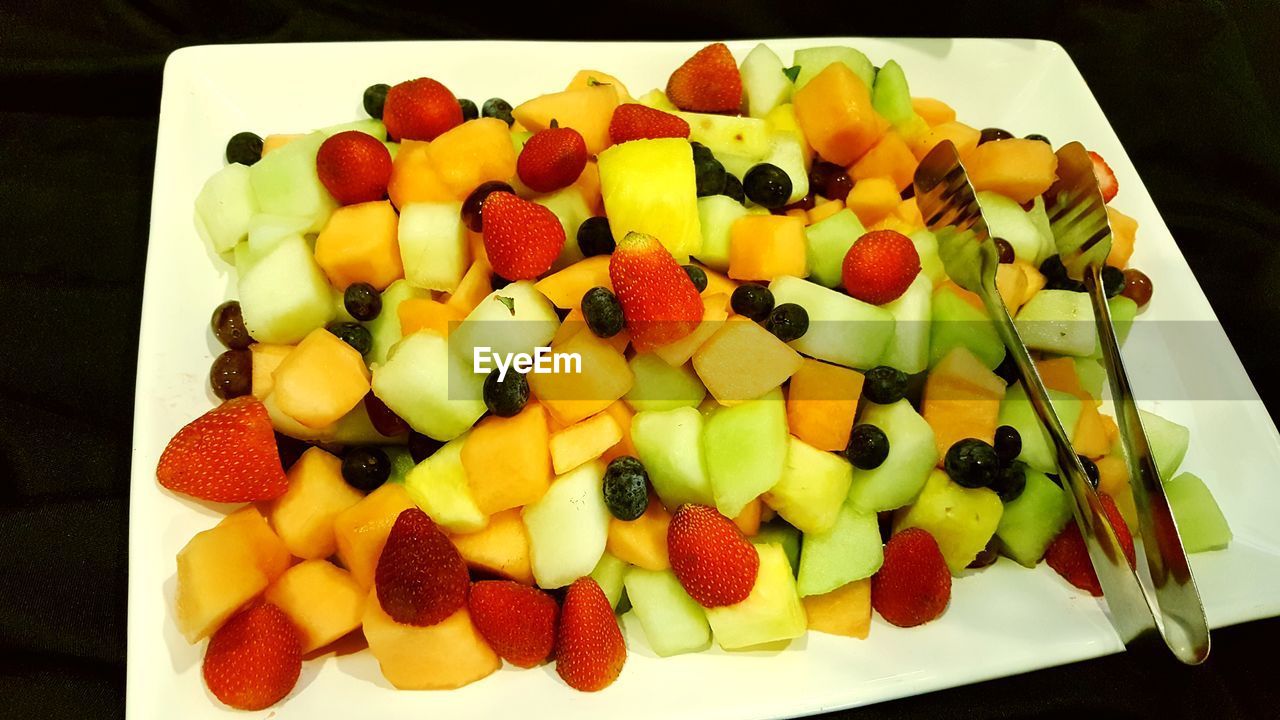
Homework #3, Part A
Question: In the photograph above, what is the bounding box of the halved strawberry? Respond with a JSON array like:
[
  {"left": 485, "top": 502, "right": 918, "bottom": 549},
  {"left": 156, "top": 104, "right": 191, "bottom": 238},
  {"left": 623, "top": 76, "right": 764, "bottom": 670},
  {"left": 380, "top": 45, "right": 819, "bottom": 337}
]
[
  {"left": 555, "top": 577, "right": 625, "bottom": 692},
  {"left": 667, "top": 504, "right": 760, "bottom": 608},
  {"left": 375, "top": 508, "right": 470, "bottom": 626},
  {"left": 481, "top": 191, "right": 566, "bottom": 280},
  {"left": 666, "top": 43, "right": 742, "bottom": 113},
  {"left": 383, "top": 77, "right": 463, "bottom": 142},
  {"left": 1088, "top": 150, "right": 1119, "bottom": 203},
  {"left": 469, "top": 580, "right": 558, "bottom": 668},
  {"left": 841, "top": 229, "right": 921, "bottom": 305},
  {"left": 156, "top": 396, "right": 287, "bottom": 503},
  {"left": 608, "top": 103, "right": 691, "bottom": 144},
  {"left": 871, "top": 527, "right": 951, "bottom": 627},
  {"left": 316, "top": 130, "right": 393, "bottom": 205},
  {"left": 608, "top": 231, "right": 704, "bottom": 352},
  {"left": 517, "top": 125, "right": 588, "bottom": 193},
  {"left": 203, "top": 602, "right": 301, "bottom": 711},
  {"left": 1045, "top": 493, "right": 1135, "bottom": 596}
]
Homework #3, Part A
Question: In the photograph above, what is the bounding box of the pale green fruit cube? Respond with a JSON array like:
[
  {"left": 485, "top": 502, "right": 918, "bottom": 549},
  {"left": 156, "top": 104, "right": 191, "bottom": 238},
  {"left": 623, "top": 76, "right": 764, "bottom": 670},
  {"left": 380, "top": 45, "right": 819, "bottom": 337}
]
[
  {"left": 930, "top": 288, "right": 1004, "bottom": 370},
  {"left": 370, "top": 331, "right": 486, "bottom": 441},
  {"left": 754, "top": 521, "right": 802, "bottom": 574},
  {"left": 534, "top": 186, "right": 592, "bottom": 271},
  {"left": 398, "top": 201, "right": 469, "bottom": 292},
  {"left": 194, "top": 163, "right": 257, "bottom": 254},
  {"left": 366, "top": 280, "right": 430, "bottom": 366},
  {"left": 451, "top": 281, "right": 560, "bottom": 367},
  {"left": 769, "top": 275, "right": 896, "bottom": 369},
  {"left": 870, "top": 60, "right": 914, "bottom": 129},
  {"left": 878, "top": 273, "right": 932, "bottom": 374},
  {"left": 792, "top": 46, "right": 874, "bottom": 91},
  {"left": 590, "top": 552, "right": 630, "bottom": 608},
  {"left": 997, "top": 384, "right": 1081, "bottom": 473},
  {"left": 1015, "top": 289, "right": 1098, "bottom": 357},
  {"left": 804, "top": 208, "right": 864, "bottom": 288},
  {"left": 797, "top": 503, "right": 883, "bottom": 596},
  {"left": 625, "top": 354, "right": 706, "bottom": 412},
  {"left": 703, "top": 388, "right": 789, "bottom": 518},
  {"left": 848, "top": 399, "right": 938, "bottom": 512},
  {"left": 523, "top": 461, "right": 610, "bottom": 589},
  {"left": 740, "top": 43, "right": 793, "bottom": 119},
  {"left": 234, "top": 233, "right": 334, "bottom": 344},
  {"left": 996, "top": 468, "right": 1073, "bottom": 567},
  {"left": 909, "top": 229, "right": 946, "bottom": 286},
  {"left": 977, "top": 191, "right": 1043, "bottom": 265},
  {"left": 631, "top": 406, "right": 715, "bottom": 509},
  {"left": 624, "top": 567, "right": 712, "bottom": 656},
  {"left": 705, "top": 543, "right": 806, "bottom": 650},
  {"left": 1165, "top": 472, "right": 1231, "bottom": 553},
  {"left": 765, "top": 436, "right": 854, "bottom": 534},
  {"left": 1141, "top": 409, "right": 1190, "bottom": 479},
  {"left": 248, "top": 131, "right": 336, "bottom": 233},
  {"left": 695, "top": 195, "right": 751, "bottom": 272},
  {"left": 403, "top": 435, "right": 487, "bottom": 534}
]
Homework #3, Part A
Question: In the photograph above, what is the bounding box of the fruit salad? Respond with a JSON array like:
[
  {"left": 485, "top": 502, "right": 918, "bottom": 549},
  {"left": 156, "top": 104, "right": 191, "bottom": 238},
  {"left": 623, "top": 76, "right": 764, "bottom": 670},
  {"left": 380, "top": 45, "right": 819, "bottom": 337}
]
[{"left": 171, "top": 41, "right": 1233, "bottom": 710}]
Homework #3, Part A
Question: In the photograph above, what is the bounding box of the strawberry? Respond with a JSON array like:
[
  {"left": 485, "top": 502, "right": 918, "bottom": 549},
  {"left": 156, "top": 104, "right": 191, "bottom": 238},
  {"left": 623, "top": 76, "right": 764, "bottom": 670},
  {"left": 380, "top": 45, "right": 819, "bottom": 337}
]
[
  {"left": 608, "top": 103, "right": 691, "bottom": 144},
  {"left": 481, "top": 191, "right": 566, "bottom": 280},
  {"left": 841, "top": 229, "right": 922, "bottom": 305},
  {"left": 667, "top": 504, "right": 759, "bottom": 608},
  {"left": 382, "top": 77, "right": 463, "bottom": 142},
  {"left": 375, "top": 508, "right": 470, "bottom": 626},
  {"left": 517, "top": 125, "right": 588, "bottom": 193},
  {"left": 156, "top": 396, "right": 287, "bottom": 503},
  {"left": 469, "top": 580, "right": 558, "bottom": 668},
  {"left": 202, "top": 602, "right": 301, "bottom": 711},
  {"left": 1088, "top": 150, "right": 1119, "bottom": 203},
  {"left": 666, "top": 43, "right": 743, "bottom": 113},
  {"left": 316, "top": 130, "right": 393, "bottom": 205},
  {"left": 608, "top": 231, "right": 704, "bottom": 352},
  {"left": 871, "top": 527, "right": 951, "bottom": 627},
  {"left": 555, "top": 577, "right": 625, "bottom": 692},
  {"left": 1045, "top": 493, "right": 1136, "bottom": 597}
]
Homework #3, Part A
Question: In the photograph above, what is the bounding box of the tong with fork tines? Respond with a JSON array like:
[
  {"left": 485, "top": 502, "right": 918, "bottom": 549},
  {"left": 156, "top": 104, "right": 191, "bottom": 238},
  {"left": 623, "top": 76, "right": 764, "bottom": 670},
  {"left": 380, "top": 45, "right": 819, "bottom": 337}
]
[{"left": 912, "top": 140, "right": 1210, "bottom": 664}]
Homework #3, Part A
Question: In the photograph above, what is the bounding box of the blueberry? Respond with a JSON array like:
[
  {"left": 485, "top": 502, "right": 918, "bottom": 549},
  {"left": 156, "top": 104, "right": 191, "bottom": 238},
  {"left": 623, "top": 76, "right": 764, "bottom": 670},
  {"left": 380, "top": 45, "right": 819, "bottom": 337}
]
[
  {"left": 978, "top": 127, "right": 1014, "bottom": 145},
  {"left": 994, "top": 425, "right": 1022, "bottom": 463},
  {"left": 690, "top": 141, "right": 713, "bottom": 163},
  {"left": 577, "top": 216, "right": 615, "bottom": 257},
  {"left": 363, "top": 84, "right": 390, "bottom": 119},
  {"left": 767, "top": 303, "right": 808, "bottom": 342},
  {"left": 1046, "top": 275, "right": 1087, "bottom": 293},
  {"left": 743, "top": 163, "right": 793, "bottom": 209},
  {"left": 994, "top": 352, "right": 1018, "bottom": 386},
  {"left": 482, "top": 98, "right": 514, "bottom": 126},
  {"left": 722, "top": 173, "right": 745, "bottom": 203},
  {"left": 993, "top": 237, "right": 1015, "bottom": 264},
  {"left": 328, "top": 322, "right": 372, "bottom": 355},
  {"left": 945, "top": 438, "right": 1000, "bottom": 489},
  {"left": 846, "top": 424, "right": 890, "bottom": 470},
  {"left": 695, "top": 155, "right": 727, "bottom": 197},
  {"left": 1102, "top": 265, "right": 1126, "bottom": 298},
  {"left": 993, "top": 460, "right": 1028, "bottom": 502},
  {"left": 342, "top": 446, "right": 391, "bottom": 492},
  {"left": 862, "top": 366, "right": 909, "bottom": 405},
  {"left": 581, "top": 287, "right": 624, "bottom": 338},
  {"left": 225, "top": 131, "right": 263, "bottom": 166},
  {"left": 602, "top": 456, "right": 650, "bottom": 521},
  {"left": 458, "top": 98, "right": 479, "bottom": 121},
  {"left": 1039, "top": 254, "right": 1068, "bottom": 281},
  {"left": 408, "top": 431, "right": 443, "bottom": 463},
  {"left": 683, "top": 264, "right": 708, "bottom": 292},
  {"left": 344, "top": 282, "right": 382, "bottom": 321},
  {"left": 483, "top": 368, "right": 529, "bottom": 417},
  {"left": 210, "top": 350, "right": 252, "bottom": 400},
  {"left": 1078, "top": 455, "right": 1100, "bottom": 488},
  {"left": 490, "top": 273, "right": 512, "bottom": 291},
  {"left": 1025, "top": 133, "right": 1051, "bottom": 145},
  {"left": 730, "top": 284, "right": 774, "bottom": 322}
]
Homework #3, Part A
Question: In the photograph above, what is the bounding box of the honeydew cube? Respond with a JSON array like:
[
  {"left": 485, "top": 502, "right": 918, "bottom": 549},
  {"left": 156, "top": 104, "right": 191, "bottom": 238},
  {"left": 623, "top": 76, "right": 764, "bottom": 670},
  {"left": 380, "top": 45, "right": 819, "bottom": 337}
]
[
  {"left": 803, "top": 579, "right": 871, "bottom": 638},
  {"left": 995, "top": 468, "right": 1072, "bottom": 567},
  {"left": 1165, "top": 472, "right": 1232, "bottom": 553},
  {"left": 804, "top": 208, "right": 865, "bottom": 288},
  {"left": 624, "top": 567, "right": 712, "bottom": 656},
  {"left": 977, "top": 191, "right": 1044, "bottom": 265},
  {"left": 590, "top": 552, "right": 630, "bottom": 609},
  {"left": 549, "top": 411, "right": 624, "bottom": 475},
  {"left": 194, "top": 163, "right": 258, "bottom": 254},
  {"left": 909, "top": 229, "right": 946, "bottom": 286},
  {"left": 695, "top": 195, "right": 751, "bottom": 272},
  {"left": 449, "top": 508, "right": 534, "bottom": 584},
  {"left": 676, "top": 112, "right": 771, "bottom": 160},
  {"left": 761, "top": 132, "right": 810, "bottom": 204},
  {"left": 930, "top": 285, "right": 1005, "bottom": 370},
  {"left": 397, "top": 201, "right": 469, "bottom": 292},
  {"left": 1015, "top": 289, "right": 1098, "bottom": 357},
  {"left": 704, "top": 388, "right": 790, "bottom": 518},
  {"left": 878, "top": 273, "right": 933, "bottom": 374},
  {"left": 692, "top": 318, "right": 802, "bottom": 404},
  {"left": 624, "top": 353, "right": 707, "bottom": 412},
  {"left": 319, "top": 118, "right": 386, "bottom": 139},
  {"left": 704, "top": 542, "right": 806, "bottom": 650},
  {"left": 528, "top": 330, "right": 634, "bottom": 426},
  {"left": 1140, "top": 409, "right": 1191, "bottom": 479},
  {"left": 768, "top": 275, "right": 895, "bottom": 369},
  {"left": 848, "top": 399, "right": 938, "bottom": 512},
  {"left": 268, "top": 447, "right": 365, "bottom": 559},
  {"left": 754, "top": 521, "right": 802, "bottom": 573},
  {"left": 997, "top": 383, "right": 1082, "bottom": 473},
  {"left": 367, "top": 280, "right": 430, "bottom": 365},
  {"left": 523, "top": 461, "right": 611, "bottom": 589},
  {"left": 371, "top": 331, "right": 486, "bottom": 441},
  {"left": 534, "top": 186, "right": 592, "bottom": 270},
  {"left": 740, "top": 43, "right": 793, "bottom": 119},
  {"left": 792, "top": 46, "right": 875, "bottom": 93},
  {"left": 248, "top": 130, "right": 336, "bottom": 232},
  {"left": 271, "top": 327, "right": 371, "bottom": 429},
  {"left": 462, "top": 403, "right": 552, "bottom": 515},
  {"left": 765, "top": 436, "right": 855, "bottom": 535},
  {"left": 797, "top": 503, "right": 883, "bottom": 596},
  {"left": 450, "top": 281, "right": 560, "bottom": 365},
  {"left": 235, "top": 234, "right": 335, "bottom": 344},
  {"left": 246, "top": 213, "right": 312, "bottom": 257},
  {"left": 404, "top": 435, "right": 487, "bottom": 534},
  {"left": 894, "top": 470, "right": 1004, "bottom": 574},
  {"left": 265, "top": 560, "right": 365, "bottom": 653},
  {"left": 631, "top": 406, "right": 715, "bottom": 509}
]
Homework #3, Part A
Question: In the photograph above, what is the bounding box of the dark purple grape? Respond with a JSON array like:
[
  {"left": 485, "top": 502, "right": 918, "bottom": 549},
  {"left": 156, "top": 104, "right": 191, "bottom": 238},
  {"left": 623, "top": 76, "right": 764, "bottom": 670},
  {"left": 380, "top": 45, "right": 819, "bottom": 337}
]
[
  {"left": 210, "top": 349, "right": 252, "bottom": 399},
  {"left": 809, "top": 161, "right": 852, "bottom": 201},
  {"left": 364, "top": 393, "right": 409, "bottom": 437},
  {"left": 211, "top": 301, "right": 252, "bottom": 350},
  {"left": 461, "top": 180, "right": 514, "bottom": 232}
]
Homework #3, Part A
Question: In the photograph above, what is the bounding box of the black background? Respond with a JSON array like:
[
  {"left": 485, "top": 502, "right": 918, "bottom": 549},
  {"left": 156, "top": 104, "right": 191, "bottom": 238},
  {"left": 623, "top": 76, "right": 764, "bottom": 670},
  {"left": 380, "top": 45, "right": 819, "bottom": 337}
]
[{"left": 1, "top": 1, "right": 1277, "bottom": 717}]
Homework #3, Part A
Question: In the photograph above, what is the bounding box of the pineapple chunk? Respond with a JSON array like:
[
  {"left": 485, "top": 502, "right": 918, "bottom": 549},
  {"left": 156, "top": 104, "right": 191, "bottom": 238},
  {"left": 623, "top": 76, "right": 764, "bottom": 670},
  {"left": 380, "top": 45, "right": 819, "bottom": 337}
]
[{"left": 598, "top": 138, "right": 702, "bottom": 260}]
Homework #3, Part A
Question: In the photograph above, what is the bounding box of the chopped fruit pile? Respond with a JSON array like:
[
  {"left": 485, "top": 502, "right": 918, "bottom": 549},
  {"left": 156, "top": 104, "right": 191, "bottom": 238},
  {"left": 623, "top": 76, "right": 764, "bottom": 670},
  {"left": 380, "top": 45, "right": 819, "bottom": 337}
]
[{"left": 175, "top": 41, "right": 1231, "bottom": 709}]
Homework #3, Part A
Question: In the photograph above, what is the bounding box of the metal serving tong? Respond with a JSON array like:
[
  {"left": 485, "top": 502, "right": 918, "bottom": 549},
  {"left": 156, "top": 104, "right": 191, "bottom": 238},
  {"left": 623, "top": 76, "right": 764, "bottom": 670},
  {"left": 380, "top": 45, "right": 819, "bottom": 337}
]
[
  {"left": 913, "top": 140, "right": 1207, "bottom": 664},
  {"left": 1045, "top": 142, "right": 1210, "bottom": 664}
]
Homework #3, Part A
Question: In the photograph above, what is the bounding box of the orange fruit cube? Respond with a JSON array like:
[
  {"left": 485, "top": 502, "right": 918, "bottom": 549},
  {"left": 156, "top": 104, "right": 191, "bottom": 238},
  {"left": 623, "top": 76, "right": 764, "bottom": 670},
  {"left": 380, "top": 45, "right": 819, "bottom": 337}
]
[
  {"left": 692, "top": 318, "right": 803, "bottom": 404},
  {"left": 786, "top": 358, "right": 865, "bottom": 451},
  {"left": 269, "top": 447, "right": 364, "bottom": 559},
  {"left": 461, "top": 403, "right": 553, "bottom": 515},
  {"left": 425, "top": 118, "right": 518, "bottom": 199},
  {"left": 606, "top": 494, "right": 672, "bottom": 571},
  {"left": 271, "top": 328, "right": 370, "bottom": 429},
  {"left": 964, "top": 138, "right": 1059, "bottom": 204},
  {"left": 332, "top": 483, "right": 416, "bottom": 589},
  {"left": 449, "top": 508, "right": 534, "bottom": 585},
  {"left": 314, "top": 200, "right": 404, "bottom": 290},
  {"left": 922, "top": 347, "right": 1007, "bottom": 458},
  {"left": 849, "top": 133, "right": 917, "bottom": 191},
  {"left": 793, "top": 63, "right": 888, "bottom": 165},
  {"left": 728, "top": 214, "right": 807, "bottom": 281},
  {"left": 265, "top": 560, "right": 365, "bottom": 653}
]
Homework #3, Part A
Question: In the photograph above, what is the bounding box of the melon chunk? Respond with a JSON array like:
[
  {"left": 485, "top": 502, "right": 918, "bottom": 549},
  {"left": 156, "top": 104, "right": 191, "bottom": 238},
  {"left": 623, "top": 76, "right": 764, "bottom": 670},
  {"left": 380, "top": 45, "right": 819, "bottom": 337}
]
[
  {"left": 271, "top": 327, "right": 371, "bottom": 429},
  {"left": 398, "top": 201, "right": 469, "bottom": 293},
  {"left": 549, "top": 411, "right": 624, "bottom": 475},
  {"left": 387, "top": 140, "right": 457, "bottom": 209},
  {"left": 235, "top": 234, "right": 335, "bottom": 344},
  {"left": 528, "top": 330, "right": 634, "bottom": 426},
  {"left": 850, "top": 133, "right": 917, "bottom": 191},
  {"left": 995, "top": 468, "right": 1072, "bottom": 567},
  {"left": 250, "top": 343, "right": 293, "bottom": 399},
  {"left": 704, "top": 542, "right": 806, "bottom": 650},
  {"left": 911, "top": 97, "right": 955, "bottom": 126},
  {"left": 965, "top": 138, "right": 1058, "bottom": 204},
  {"left": 462, "top": 403, "right": 552, "bottom": 515},
  {"left": 363, "top": 598, "right": 500, "bottom": 690},
  {"left": 314, "top": 200, "right": 404, "bottom": 291},
  {"left": 269, "top": 447, "right": 364, "bottom": 559},
  {"left": 513, "top": 84, "right": 619, "bottom": 155},
  {"left": 265, "top": 560, "right": 365, "bottom": 653},
  {"left": 624, "top": 353, "right": 706, "bottom": 412},
  {"left": 404, "top": 435, "right": 487, "bottom": 534},
  {"left": 607, "top": 494, "right": 672, "bottom": 571},
  {"left": 1165, "top": 472, "right": 1232, "bottom": 553},
  {"left": 194, "top": 163, "right": 257, "bottom": 254},
  {"left": 845, "top": 176, "right": 900, "bottom": 226},
  {"left": 371, "top": 331, "right": 486, "bottom": 441},
  {"left": 785, "top": 358, "right": 863, "bottom": 452},
  {"left": 803, "top": 579, "right": 871, "bottom": 638},
  {"left": 535, "top": 255, "right": 612, "bottom": 309},
  {"left": 1139, "top": 409, "right": 1191, "bottom": 479},
  {"left": 703, "top": 388, "right": 789, "bottom": 518},
  {"left": 769, "top": 275, "right": 895, "bottom": 370},
  {"left": 907, "top": 121, "right": 979, "bottom": 161},
  {"left": 792, "top": 63, "right": 887, "bottom": 165},
  {"left": 631, "top": 406, "right": 715, "bottom": 510},
  {"left": 653, "top": 293, "right": 730, "bottom": 367},
  {"left": 692, "top": 318, "right": 802, "bottom": 404},
  {"left": 764, "top": 436, "right": 854, "bottom": 535},
  {"left": 523, "top": 461, "right": 611, "bottom": 589},
  {"left": 696, "top": 195, "right": 751, "bottom": 272},
  {"left": 728, "top": 215, "right": 807, "bottom": 281},
  {"left": 248, "top": 131, "right": 336, "bottom": 232},
  {"left": 425, "top": 118, "right": 518, "bottom": 198},
  {"left": 848, "top": 399, "right": 938, "bottom": 512},
  {"left": 922, "top": 346, "right": 1007, "bottom": 459},
  {"left": 590, "top": 552, "right": 629, "bottom": 608},
  {"left": 796, "top": 503, "right": 882, "bottom": 596},
  {"left": 333, "top": 483, "right": 417, "bottom": 589},
  {"left": 624, "top": 567, "right": 712, "bottom": 657},
  {"left": 449, "top": 508, "right": 534, "bottom": 584},
  {"left": 397, "top": 297, "right": 463, "bottom": 337},
  {"left": 894, "top": 469, "right": 1003, "bottom": 574}
]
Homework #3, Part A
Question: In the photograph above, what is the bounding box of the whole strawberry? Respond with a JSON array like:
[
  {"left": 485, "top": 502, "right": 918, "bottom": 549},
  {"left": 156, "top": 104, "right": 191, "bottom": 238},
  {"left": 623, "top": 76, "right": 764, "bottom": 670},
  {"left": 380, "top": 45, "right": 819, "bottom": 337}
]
[
  {"left": 481, "top": 191, "right": 566, "bottom": 280},
  {"left": 1045, "top": 493, "right": 1135, "bottom": 596},
  {"left": 666, "top": 43, "right": 742, "bottom": 113},
  {"left": 872, "top": 527, "right": 951, "bottom": 627},
  {"left": 1088, "top": 150, "right": 1119, "bottom": 203},
  {"left": 518, "top": 125, "right": 588, "bottom": 193},
  {"left": 555, "top": 577, "right": 626, "bottom": 692},
  {"left": 841, "top": 229, "right": 921, "bottom": 305},
  {"left": 667, "top": 504, "right": 759, "bottom": 608},
  {"left": 383, "top": 77, "right": 463, "bottom": 142},
  {"left": 375, "top": 508, "right": 470, "bottom": 626},
  {"left": 203, "top": 603, "right": 301, "bottom": 711},
  {"left": 156, "top": 396, "right": 287, "bottom": 503},
  {"left": 316, "top": 130, "right": 392, "bottom": 205},
  {"left": 608, "top": 231, "right": 704, "bottom": 352},
  {"left": 469, "top": 580, "right": 559, "bottom": 668},
  {"left": 608, "top": 103, "right": 691, "bottom": 145}
]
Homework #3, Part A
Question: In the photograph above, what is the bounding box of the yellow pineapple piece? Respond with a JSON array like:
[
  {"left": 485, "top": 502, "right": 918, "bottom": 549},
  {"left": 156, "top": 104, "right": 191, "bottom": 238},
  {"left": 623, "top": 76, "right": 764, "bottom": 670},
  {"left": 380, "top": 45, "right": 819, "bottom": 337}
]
[{"left": 598, "top": 138, "right": 702, "bottom": 260}]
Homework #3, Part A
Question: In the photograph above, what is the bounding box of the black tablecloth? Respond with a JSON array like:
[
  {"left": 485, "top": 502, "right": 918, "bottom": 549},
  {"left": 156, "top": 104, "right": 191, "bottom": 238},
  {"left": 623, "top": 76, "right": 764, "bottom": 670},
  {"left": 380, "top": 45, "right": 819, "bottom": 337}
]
[{"left": 2, "top": 1, "right": 1277, "bottom": 717}]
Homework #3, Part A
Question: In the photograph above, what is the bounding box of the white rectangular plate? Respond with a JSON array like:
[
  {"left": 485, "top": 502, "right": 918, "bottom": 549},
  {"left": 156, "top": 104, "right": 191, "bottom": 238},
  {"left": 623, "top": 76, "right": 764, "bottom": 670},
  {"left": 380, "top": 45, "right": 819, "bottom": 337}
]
[{"left": 129, "top": 38, "right": 1280, "bottom": 719}]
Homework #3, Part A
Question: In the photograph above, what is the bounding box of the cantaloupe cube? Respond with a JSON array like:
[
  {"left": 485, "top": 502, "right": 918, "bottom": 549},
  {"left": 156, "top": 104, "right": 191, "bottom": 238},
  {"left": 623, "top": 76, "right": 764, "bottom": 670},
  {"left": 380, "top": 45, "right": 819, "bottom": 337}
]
[
  {"left": 996, "top": 262, "right": 1031, "bottom": 314},
  {"left": 363, "top": 596, "right": 500, "bottom": 690},
  {"left": 802, "top": 578, "right": 871, "bottom": 638},
  {"left": 599, "top": 401, "right": 638, "bottom": 464},
  {"left": 565, "top": 69, "right": 633, "bottom": 102},
  {"left": 571, "top": 162, "right": 604, "bottom": 215},
  {"left": 535, "top": 255, "right": 612, "bottom": 309},
  {"left": 1107, "top": 206, "right": 1138, "bottom": 268},
  {"left": 733, "top": 497, "right": 763, "bottom": 536},
  {"left": 444, "top": 259, "right": 493, "bottom": 315},
  {"left": 261, "top": 133, "right": 304, "bottom": 155},
  {"left": 512, "top": 84, "right": 620, "bottom": 155},
  {"left": 388, "top": 140, "right": 457, "bottom": 209},
  {"left": 271, "top": 328, "right": 370, "bottom": 429},
  {"left": 269, "top": 447, "right": 365, "bottom": 559},
  {"left": 698, "top": 265, "right": 738, "bottom": 298},
  {"left": 1096, "top": 455, "right": 1137, "bottom": 530},
  {"left": 850, "top": 133, "right": 917, "bottom": 191},
  {"left": 265, "top": 560, "right": 365, "bottom": 653},
  {"left": 449, "top": 508, "right": 534, "bottom": 584},
  {"left": 550, "top": 306, "right": 631, "bottom": 354},
  {"left": 785, "top": 208, "right": 808, "bottom": 221},
  {"left": 965, "top": 139, "right": 1058, "bottom": 204},
  {"left": 807, "top": 198, "right": 845, "bottom": 225},
  {"left": 1102, "top": 413, "right": 1120, "bottom": 448},
  {"left": 1036, "top": 357, "right": 1109, "bottom": 457},
  {"left": 911, "top": 98, "right": 955, "bottom": 127},
  {"left": 907, "top": 121, "right": 980, "bottom": 161},
  {"left": 653, "top": 293, "right": 729, "bottom": 366},
  {"left": 693, "top": 317, "right": 803, "bottom": 404},
  {"left": 529, "top": 330, "right": 634, "bottom": 426},
  {"left": 728, "top": 215, "right": 807, "bottom": 281},
  {"left": 424, "top": 118, "right": 518, "bottom": 199},
  {"left": 461, "top": 403, "right": 552, "bottom": 515},
  {"left": 792, "top": 63, "right": 888, "bottom": 165},
  {"left": 398, "top": 297, "right": 462, "bottom": 337},
  {"left": 786, "top": 358, "right": 865, "bottom": 451},
  {"left": 333, "top": 482, "right": 416, "bottom": 589},
  {"left": 846, "top": 177, "right": 901, "bottom": 226},
  {"left": 174, "top": 507, "right": 291, "bottom": 643},
  {"left": 922, "top": 346, "right": 1007, "bottom": 458},
  {"left": 549, "top": 411, "right": 624, "bottom": 475},
  {"left": 314, "top": 200, "right": 404, "bottom": 290},
  {"left": 606, "top": 494, "right": 671, "bottom": 571},
  {"left": 250, "top": 343, "right": 293, "bottom": 399},
  {"left": 467, "top": 229, "right": 488, "bottom": 266}
]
